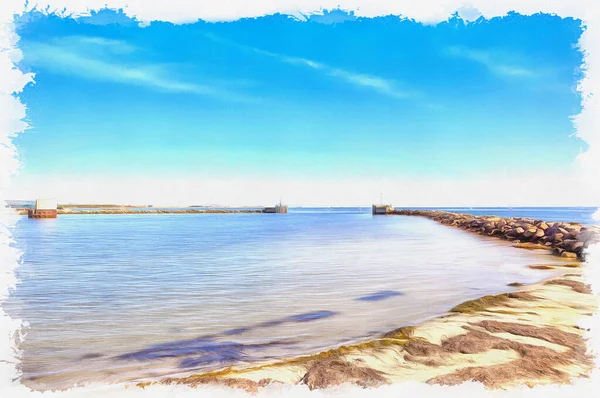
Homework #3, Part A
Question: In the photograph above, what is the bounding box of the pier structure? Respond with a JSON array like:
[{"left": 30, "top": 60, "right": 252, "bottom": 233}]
[
  {"left": 372, "top": 204, "right": 394, "bottom": 215},
  {"left": 372, "top": 191, "right": 394, "bottom": 215},
  {"left": 28, "top": 198, "right": 58, "bottom": 218},
  {"left": 263, "top": 201, "right": 288, "bottom": 214}
]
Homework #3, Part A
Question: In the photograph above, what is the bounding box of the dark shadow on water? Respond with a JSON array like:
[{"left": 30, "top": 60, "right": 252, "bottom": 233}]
[
  {"left": 179, "top": 355, "right": 235, "bottom": 368},
  {"left": 287, "top": 310, "right": 338, "bottom": 322},
  {"left": 114, "top": 310, "right": 337, "bottom": 365},
  {"left": 78, "top": 353, "right": 104, "bottom": 360},
  {"left": 355, "top": 290, "right": 404, "bottom": 301},
  {"left": 177, "top": 340, "right": 292, "bottom": 369},
  {"left": 115, "top": 337, "right": 218, "bottom": 361},
  {"left": 222, "top": 327, "right": 252, "bottom": 336},
  {"left": 258, "top": 310, "right": 338, "bottom": 327},
  {"left": 118, "top": 338, "right": 294, "bottom": 368}
]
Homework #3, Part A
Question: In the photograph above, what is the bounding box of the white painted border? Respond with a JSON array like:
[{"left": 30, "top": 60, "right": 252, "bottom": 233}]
[{"left": 0, "top": 0, "right": 598, "bottom": 397}]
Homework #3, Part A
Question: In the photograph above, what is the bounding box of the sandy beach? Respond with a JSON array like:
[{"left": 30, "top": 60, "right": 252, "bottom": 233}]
[{"left": 150, "top": 269, "right": 596, "bottom": 392}]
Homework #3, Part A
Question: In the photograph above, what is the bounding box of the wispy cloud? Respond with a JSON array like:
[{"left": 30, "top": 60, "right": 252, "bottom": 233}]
[
  {"left": 61, "top": 35, "right": 139, "bottom": 54},
  {"left": 445, "top": 45, "right": 535, "bottom": 78},
  {"left": 328, "top": 69, "right": 409, "bottom": 98},
  {"left": 206, "top": 34, "right": 412, "bottom": 99},
  {"left": 21, "top": 36, "right": 255, "bottom": 102}
]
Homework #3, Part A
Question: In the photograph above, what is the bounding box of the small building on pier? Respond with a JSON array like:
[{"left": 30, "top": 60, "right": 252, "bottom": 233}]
[
  {"left": 28, "top": 198, "right": 58, "bottom": 218},
  {"left": 372, "top": 204, "right": 394, "bottom": 215},
  {"left": 263, "top": 202, "right": 288, "bottom": 214}
]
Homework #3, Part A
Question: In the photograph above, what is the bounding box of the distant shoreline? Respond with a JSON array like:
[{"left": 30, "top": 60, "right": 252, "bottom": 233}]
[{"left": 14, "top": 208, "right": 263, "bottom": 215}]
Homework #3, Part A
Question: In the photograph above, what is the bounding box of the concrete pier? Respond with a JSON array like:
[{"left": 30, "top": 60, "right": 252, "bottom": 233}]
[
  {"left": 28, "top": 198, "right": 58, "bottom": 218},
  {"left": 263, "top": 203, "right": 288, "bottom": 214},
  {"left": 372, "top": 204, "right": 394, "bottom": 215}
]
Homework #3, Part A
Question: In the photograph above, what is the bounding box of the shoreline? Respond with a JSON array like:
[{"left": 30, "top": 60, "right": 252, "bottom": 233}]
[
  {"left": 148, "top": 269, "right": 596, "bottom": 392},
  {"left": 141, "top": 212, "right": 598, "bottom": 392}
]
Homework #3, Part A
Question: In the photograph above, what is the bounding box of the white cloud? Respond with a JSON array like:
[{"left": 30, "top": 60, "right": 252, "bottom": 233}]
[
  {"left": 288, "top": 56, "right": 411, "bottom": 97},
  {"left": 58, "top": 35, "right": 138, "bottom": 54},
  {"left": 328, "top": 68, "right": 410, "bottom": 98},
  {"left": 21, "top": 36, "right": 255, "bottom": 102},
  {"left": 207, "top": 33, "right": 412, "bottom": 98},
  {"left": 445, "top": 45, "right": 536, "bottom": 78}
]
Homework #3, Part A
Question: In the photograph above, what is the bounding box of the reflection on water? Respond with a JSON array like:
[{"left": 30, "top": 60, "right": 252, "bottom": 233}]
[{"left": 4, "top": 211, "right": 570, "bottom": 390}]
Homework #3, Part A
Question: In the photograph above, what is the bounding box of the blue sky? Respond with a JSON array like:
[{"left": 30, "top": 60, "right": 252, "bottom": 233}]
[{"left": 9, "top": 10, "right": 589, "bottom": 205}]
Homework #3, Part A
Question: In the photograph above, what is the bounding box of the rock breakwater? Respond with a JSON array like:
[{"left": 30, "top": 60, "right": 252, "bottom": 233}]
[{"left": 392, "top": 210, "right": 599, "bottom": 261}]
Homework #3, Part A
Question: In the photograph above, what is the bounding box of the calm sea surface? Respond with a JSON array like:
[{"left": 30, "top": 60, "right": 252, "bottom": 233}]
[{"left": 3, "top": 207, "right": 594, "bottom": 390}]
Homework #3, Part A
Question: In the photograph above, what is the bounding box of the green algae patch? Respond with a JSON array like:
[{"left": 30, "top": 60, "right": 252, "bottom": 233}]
[
  {"left": 136, "top": 382, "right": 153, "bottom": 389},
  {"left": 528, "top": 264, "right": 556, "bottom": 270},
  {"left": 450, "top": 294, "right": 511, "bottom": 314},
  {"left": 383, "top": 326, "right": 416, "bottom": 339},
  {"left": 449, "top": 291, "right": 538, "bottom": 314}
]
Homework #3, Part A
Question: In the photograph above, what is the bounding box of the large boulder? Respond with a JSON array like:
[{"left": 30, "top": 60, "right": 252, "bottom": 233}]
[
  {"left": 523, "top": 226, "right": 537, "bottom": 238},
  {"left": 563, "top": 240, "right": 584, "bottom": 252},
  {"left": 561, "top": 251, "right": 578, "bottom": 258},
  {"left": 552, "top": 233, "right": 564, "bottom": 243},
  {"left": 545, "top": 225, "right": 560, "bottom": 236},
  {"left": 483, "top": 222, "right": 496, "bottom": 231}
]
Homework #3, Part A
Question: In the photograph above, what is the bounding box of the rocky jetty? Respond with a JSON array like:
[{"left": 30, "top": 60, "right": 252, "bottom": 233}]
[{"left": 392, "top": 210, "right": 599, "bottom": 261}]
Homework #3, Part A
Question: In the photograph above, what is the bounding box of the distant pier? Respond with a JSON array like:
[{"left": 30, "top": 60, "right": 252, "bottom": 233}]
[
  {"left": 28, "top": 198, "right": 58, "bottom": 218},
  {"left": 263, "top": 202, "right": 288, "bottom": 214},
  {"left": 372, "top": 204, "right": 394, "bottom": 215}
]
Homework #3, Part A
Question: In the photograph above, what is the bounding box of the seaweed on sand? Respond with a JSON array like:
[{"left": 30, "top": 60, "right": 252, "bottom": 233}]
[{"left": 450, "top": 290, "right": 543, "bottom": 314}]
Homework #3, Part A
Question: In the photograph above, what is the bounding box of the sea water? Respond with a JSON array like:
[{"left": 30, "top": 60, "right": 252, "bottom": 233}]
[{"left": 3, "top": 208, "right": 589, "bottom": 389}]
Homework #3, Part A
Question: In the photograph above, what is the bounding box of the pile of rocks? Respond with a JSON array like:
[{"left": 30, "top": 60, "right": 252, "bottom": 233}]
[{"left": 392, "top": 210, "right": 599, "bottom": 260}]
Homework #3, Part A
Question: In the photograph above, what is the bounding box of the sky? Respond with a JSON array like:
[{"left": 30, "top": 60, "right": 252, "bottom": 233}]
[{"left": 6, "top": 9, "right": 595, "bottom": 206}]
